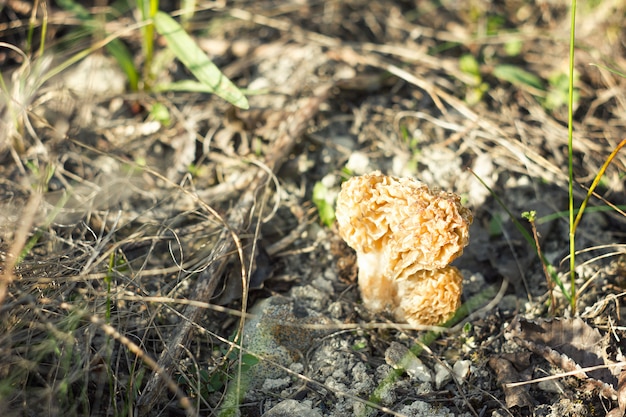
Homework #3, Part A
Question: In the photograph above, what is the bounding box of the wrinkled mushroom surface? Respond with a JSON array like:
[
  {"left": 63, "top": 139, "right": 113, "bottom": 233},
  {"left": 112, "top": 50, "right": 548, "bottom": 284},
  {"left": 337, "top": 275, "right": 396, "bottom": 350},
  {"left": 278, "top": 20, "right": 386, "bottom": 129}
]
[
  {"left": 335, "top": 171, "right": 472, "bottom": 325},
  {"left": 393, "top": 266, "right": 464, "bottom": 326},
  {"left": 336, "top": 171, "right": 472, "bottom": 274}
]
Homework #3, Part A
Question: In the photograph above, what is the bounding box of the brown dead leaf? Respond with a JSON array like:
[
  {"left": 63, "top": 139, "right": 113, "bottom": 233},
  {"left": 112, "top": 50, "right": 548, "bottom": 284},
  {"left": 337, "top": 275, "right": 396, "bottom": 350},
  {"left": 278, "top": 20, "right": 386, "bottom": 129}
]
[
  {"left": 489, "top": 356, "right": 534, "bottom": 409},
  {"left": 506, "top": 317, "right": 620, "bottom": 399}
]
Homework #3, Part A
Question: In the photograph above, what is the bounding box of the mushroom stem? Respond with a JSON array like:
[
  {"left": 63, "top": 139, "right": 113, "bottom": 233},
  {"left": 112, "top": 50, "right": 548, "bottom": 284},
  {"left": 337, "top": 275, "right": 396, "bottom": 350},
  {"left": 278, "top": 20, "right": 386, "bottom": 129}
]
[{"left": 356, "top": 251, "right": 395, "bottom": 313}]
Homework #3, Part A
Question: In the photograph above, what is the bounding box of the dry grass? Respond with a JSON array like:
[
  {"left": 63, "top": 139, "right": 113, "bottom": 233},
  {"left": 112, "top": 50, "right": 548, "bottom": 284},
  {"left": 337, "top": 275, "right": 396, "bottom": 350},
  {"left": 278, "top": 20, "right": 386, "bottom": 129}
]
[{"left": 1, "top": 1, "right": 626, "bottom": 416}]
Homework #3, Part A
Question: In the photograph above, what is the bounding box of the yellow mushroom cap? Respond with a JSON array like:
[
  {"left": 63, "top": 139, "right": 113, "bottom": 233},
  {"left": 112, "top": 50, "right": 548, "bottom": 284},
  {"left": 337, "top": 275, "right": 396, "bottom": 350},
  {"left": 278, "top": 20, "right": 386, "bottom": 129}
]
[
  {"left": 335, "top": 171, "right": 472, "bottom": 324},
  {"left": 336, "top": 171, "right": 472, "bottom": 274},
  {"left": 393, "top": 266, "right": 464, "bottom": 326}
]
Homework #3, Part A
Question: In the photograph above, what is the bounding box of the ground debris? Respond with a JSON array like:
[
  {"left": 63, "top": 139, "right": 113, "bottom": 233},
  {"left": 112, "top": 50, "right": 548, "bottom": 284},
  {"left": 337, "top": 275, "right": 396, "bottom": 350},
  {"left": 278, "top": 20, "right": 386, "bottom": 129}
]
[
  {"left": 506, "top": 317, "right": 623, "bottom": 400},
  {"left": 489, "top": 355, "right": 533, "bottom": 409}
]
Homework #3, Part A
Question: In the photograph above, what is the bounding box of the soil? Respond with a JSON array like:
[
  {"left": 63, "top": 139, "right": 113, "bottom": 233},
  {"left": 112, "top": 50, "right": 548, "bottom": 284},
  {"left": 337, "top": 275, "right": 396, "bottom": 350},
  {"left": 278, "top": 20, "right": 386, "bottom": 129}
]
[{"left": 1, "top": 1, "right": 626, "bottom": 417}]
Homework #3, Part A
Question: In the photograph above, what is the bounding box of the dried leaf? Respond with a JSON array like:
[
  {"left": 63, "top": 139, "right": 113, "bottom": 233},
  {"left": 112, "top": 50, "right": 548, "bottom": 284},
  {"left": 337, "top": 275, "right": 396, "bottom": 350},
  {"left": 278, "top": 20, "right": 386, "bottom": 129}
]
[
  {"left": 489, "top": 357, "right": 533, "bottom": 408},
  {"left": 506, "top": 317, "right": 619, "bottom": 399}
]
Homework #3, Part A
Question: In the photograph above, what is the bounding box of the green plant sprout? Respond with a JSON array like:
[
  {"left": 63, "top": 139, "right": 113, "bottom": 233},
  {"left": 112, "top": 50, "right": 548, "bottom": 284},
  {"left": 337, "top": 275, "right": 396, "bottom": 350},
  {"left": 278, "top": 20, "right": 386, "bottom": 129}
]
[
  {"left": 459, "top": 55, "right": 570, "bottom": 112},
  {"left": 152, "top": 12, "right": 248, "bottom": 108},
  {"left": 503, "top": 39, "right": 523, "bottom": 56},
  {"left": 492, "top": 64, "right": 544, "bottom": 92},
  {"left": 148, "top": 102, "right": 171, "bottom": 126},
  {"left": 459, "top": 54, "right": 489, "bottom": 105},
  {"left": 217, "top": 335, "right": 260, "bottom": 417},
  {"left": 544, "top": 71, "right": 579, "bottom": 111},
  {"left": 312, "top": 181, "right": 336, "bottom": 227},
  {"left": 590, "top": 63, "right": 626, "bottom": 79},
  {"left": 456, "top": 28, "right": 577, "bottom": 114},
  {"left": 179, "top": 348, "right": 258, "bottom": 401}
]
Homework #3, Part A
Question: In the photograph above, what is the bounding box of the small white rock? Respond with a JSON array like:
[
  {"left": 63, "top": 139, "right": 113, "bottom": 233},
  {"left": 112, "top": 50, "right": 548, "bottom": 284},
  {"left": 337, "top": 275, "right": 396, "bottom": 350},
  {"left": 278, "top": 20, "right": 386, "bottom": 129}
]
[
  {"left": 262, "top": 377, "right": 291, "bottom": 391},
  {"left": 434, "top": 362, "right": 452, "bottom": 389},
  {"left": 262, "top": 399, "right": 323, "bottom": 417},
  {"left": 345, "top": 152, "right": 370, "bottom": 174},
  {"left": 452, "top": 360, "right": 471, "bottom": 383},
  {"left": 385, "top": 342, "right": 432, "bottom": 382},
  {"left": 398, "top": 400, "right": 459, "bottom": 417}
]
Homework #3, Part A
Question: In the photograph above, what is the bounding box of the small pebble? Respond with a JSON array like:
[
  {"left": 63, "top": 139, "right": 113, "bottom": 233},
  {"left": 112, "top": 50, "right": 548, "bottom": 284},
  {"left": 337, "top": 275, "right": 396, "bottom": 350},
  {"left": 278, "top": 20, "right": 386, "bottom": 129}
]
[
  {"left": 262, "top": 399, "right": 322, "bottom": 417},
  {"left": 385, "top": 342, "right": 432, "bottom": 382},
  {"left": 453, "top": 360, "right": 472, "bottom": 383},
  {"left": 434, "top": 362, "right": 452, "bottom": 389}
]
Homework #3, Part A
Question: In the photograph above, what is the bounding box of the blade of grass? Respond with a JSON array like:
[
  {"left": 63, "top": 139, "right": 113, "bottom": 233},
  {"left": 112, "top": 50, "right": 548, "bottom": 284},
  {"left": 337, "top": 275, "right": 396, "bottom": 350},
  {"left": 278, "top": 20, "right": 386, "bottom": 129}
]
[
  {"left": 180, "top": 0, "right": 197, "bottom": 27},
  {"left": 138, "top": 0, "right": 158, "bottom": 88},
  {"left": 537, "top": 204, "right": 626, "bottom": 224},
  {"left": 33, "top": 0, "right": 48, "bottom": 57},
  {"left": 567, "top": 0, "right": 577, "bottom": 313},
  {"left": 589, "top": 63, "right": 626, "bottom": 79},
  {"left": 153, "top": 80, "right": 244, "bottom": 94},
  {"left": 153, "top": 11, "right": 249, "bottom": 109},
  {"left": 492, "top": 64, "right": 545, "bottom": 91},
  {"left": 55, "top": 0, "right": 141, "bottom": 90},
  {"left": 105, "top": 39, "right": 140, "bottom": 91},
  {"left": 55, "top": 0, "right": 92, "bottom": 19},
  {"left": 38, "top": 20, "right": 146, "bottom": 85},
  {"left": 572, "top": 138, "right": 626, "bottom": 232}
]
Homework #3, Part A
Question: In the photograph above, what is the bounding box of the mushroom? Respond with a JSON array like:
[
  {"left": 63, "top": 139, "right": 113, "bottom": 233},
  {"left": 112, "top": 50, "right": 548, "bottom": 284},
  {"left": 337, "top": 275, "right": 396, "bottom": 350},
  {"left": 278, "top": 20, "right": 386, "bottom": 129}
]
[
  {"left": 393, "top": 266, "right": 464, "bottom": 326},
  {"left": 335, "top": 171, "right": 472, "bottom": 325}
]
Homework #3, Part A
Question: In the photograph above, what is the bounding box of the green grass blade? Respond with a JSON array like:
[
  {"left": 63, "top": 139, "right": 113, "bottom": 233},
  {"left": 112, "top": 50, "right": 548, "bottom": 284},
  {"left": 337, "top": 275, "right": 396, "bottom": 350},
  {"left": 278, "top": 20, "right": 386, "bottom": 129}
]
[
  {"left": 492, "top": 64, "right": 544, "bottom": 90},
  {"left": 537, "top": 204, "right": 626, "bottom": 224},
  {"left": 589, "top": 63, "right": 626, "bottom": 79},
  {"left": 567, "top": 0, "right": 577, "bottom": 313},
  {"left": 137, "top": 0, "right": 157, "bottom": 87},
  {"left": 54, "top": 0, "right": 92, "bottom": 20},
  {"left": 572, "top": 138, "right": 626, "bottom": 232},
  {"left": 180, "top": 0, "right": 197, "bottom": 26},
  {"left": 106, "top": 39, "right": 139, "bottom": 91},
  {"left": 153, "top": 80, "right": 238, "bottom": 94},
  {"left": 153, "top": 11, "right": 249, "bottom": 109}
]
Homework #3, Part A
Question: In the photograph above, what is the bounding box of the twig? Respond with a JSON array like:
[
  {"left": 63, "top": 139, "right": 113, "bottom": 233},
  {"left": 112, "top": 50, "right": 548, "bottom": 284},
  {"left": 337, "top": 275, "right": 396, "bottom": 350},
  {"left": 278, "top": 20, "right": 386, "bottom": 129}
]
[{"left": 523, "top": 210, "right": 556, "bottom": 314}]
